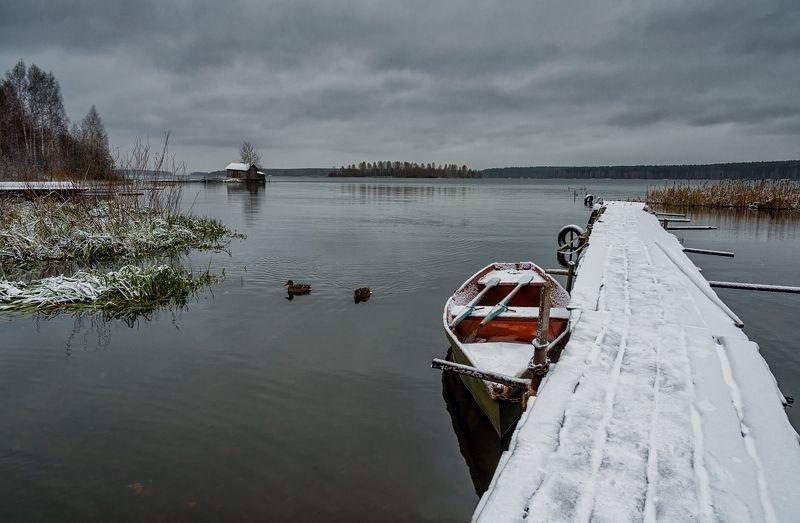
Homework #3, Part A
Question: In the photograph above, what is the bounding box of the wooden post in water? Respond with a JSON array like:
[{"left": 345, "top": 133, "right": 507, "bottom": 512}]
[
  {"left": 527, "top": 283, "right": 552, "bottom": 399},
  {"left": 566, "top": 261, "right": 576, "bottom": 293},
  {"left": 535, "top": 283, "right": 552, "bottom": 351}
]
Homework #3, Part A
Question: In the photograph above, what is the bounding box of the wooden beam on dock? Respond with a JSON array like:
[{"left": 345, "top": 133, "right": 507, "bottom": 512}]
[
  {"left": 655, "top": 212, "right": 686, "bottom": 217},
  {"left": 658, "top": 217, "right": 691, "bottom": 222},
  {"left": 431, "top": 358, "right": 531, "bottom": 389},
  {"left": 683, "top": 247, "right": 734, "bottom": 257},
  {"left": 708, "top": 281, "right": 800, "bottom": 294},
  {"left": 666, "top": 225, "right": 718, "bottom": 230}
]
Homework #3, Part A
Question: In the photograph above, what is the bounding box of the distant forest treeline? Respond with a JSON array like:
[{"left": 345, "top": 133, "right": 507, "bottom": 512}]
[
  {"left": 0, "top": 60, "right": 113, "bottom": 179},
  {"left": 329, "top": 161, "right": 482, "bottom": 178},
  {"left": 224, "top": 161, "right": 800, "bottom": 179},
  {"left": 483, "top": 161, "right": 800, "bottom": 180}
]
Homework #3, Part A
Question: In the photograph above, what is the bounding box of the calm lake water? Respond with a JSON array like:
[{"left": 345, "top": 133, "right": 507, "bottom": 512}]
[{"left": 1, "top": 178, "right": 798, "bottom": 521}]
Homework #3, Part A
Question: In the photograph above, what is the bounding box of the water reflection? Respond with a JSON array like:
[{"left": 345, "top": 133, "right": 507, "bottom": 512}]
[
  {"left": 13, "top": 303, "right": 188, "bottom": 361},
  {"left": 226, "top": 181, "right": 267, "bottom": 221},
  {"left": 58, "top": 306, "right": 184, "bottom": 357},
  {"left": 340, "top": 183, "right": 472, "bottom": 202},
  {"left": 4, "top": 258, "right": 216, "bottom": 351},
  {"left": 654, "top": 206, "right": 800, "bottom": 242},
  {"left": 441, "top": 350, "right": 512, "bottom": 497}
]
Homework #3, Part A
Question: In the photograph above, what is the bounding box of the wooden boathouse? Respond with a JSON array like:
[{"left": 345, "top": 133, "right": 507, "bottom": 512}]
[
  {"left": 472, "top": 202, "right": 800, "bottom": 521},
  {"left": 225, "top": 162, "right": 265, "bottom": 182}
]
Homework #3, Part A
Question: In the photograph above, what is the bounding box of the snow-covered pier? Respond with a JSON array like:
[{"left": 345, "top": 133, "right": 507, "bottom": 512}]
[
  {"left": 475, "top": 201, "right": 800, "bottom": 522},
  {"left": 0, "top": 181, "right": 87, "bottom": 196}
]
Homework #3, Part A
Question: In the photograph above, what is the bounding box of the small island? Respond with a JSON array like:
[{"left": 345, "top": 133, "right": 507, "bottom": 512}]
[{"left": 329, "top": 161, "right": 482, "bottom": 178}]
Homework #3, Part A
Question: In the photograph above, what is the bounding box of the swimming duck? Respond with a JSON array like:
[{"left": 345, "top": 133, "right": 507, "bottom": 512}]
[
  {"left": 285, "top": 280, "right": 311, "bottom": 295},
  {"left": 354, "top": 287, "right": 372, "bottom": 303}
]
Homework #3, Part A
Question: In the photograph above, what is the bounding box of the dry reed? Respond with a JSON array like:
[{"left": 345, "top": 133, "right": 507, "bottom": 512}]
[{"left": 645, "top": 180, "right": 800, "bottom": 210}]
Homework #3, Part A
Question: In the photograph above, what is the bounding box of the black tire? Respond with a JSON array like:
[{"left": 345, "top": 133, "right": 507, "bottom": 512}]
[
  {"left": 584, "top": 194, "right": 594, "bottom": 206},
  {"left": 557, "top": 224, "right": 586, "bottom": 251},
  {"left": 556, "top": 250, "right": 570, "bottom": 268}
]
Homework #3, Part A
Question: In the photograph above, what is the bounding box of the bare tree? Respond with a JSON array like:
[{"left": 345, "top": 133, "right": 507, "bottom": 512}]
[
  {"left": 7, "top": 61, "right": 30, "bottom": 160},
  {"left": 239, "top": 140, "right": 261, "bottom": 166},
  {"left": 81, "top": 105, "right": 108, "bottom": 149},
  {"left": 0, "top": 60, "right": 72, "bottom": 177},
  {"left": 72, "top": 105, "right": 112, "bottom": 178}
]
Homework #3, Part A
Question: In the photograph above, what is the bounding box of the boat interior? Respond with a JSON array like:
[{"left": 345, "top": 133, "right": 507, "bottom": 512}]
[
  {"left": 452, "top": 314, "right": 569, "bottom": 344},
  {"left": 449, "top": 263, "right": 570, "bottom": 345}
]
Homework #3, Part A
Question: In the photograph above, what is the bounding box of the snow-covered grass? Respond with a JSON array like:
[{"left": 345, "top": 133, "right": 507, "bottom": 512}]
[
  {"left": 0, "top": 138, "right": 238, "bottom": 315},
  {"left": 644, "top": 179, "right": 800, "bottom": 210},
  {"left": 0, "top": 198, "right": 242, "bottom": 266},
  {"left": 0, "top": 264, "right": 217, "bottom": 313}
]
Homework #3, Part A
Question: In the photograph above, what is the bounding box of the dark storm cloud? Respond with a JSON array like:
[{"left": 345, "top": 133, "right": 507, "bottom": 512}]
[{"left": 1, "top": 0, "right": 798, "bottom": 170}]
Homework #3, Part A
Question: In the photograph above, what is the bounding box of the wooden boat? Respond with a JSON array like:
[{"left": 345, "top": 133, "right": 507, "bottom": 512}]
[{"left": 442, "top": 262, "right": 571, "bottom": 435}]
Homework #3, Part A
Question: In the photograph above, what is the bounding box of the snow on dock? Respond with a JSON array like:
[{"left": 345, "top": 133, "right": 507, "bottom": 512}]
[
  {"left": 0, "top": 181, "right": 87, "bottom": 195},
  {"left": 475, "top": 201, "right": 800, "bottom": 522}
]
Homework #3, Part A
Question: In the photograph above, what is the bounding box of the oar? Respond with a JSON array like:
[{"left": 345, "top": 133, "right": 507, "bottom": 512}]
[
  {"left": 449, "top": 276, "right": 501, "bottom": 328},
  {"left": 480, "top": 274, "right": 534, "bottom": 326}
]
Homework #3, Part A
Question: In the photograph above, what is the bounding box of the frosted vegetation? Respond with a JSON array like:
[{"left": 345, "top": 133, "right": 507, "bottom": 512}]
[
  {"left": 0, "top": 198, "right": 238, "bottom": 266},
  {"left": 0, "top": 192, "right": 234, "bottom": 314},
  {"left": 0, "top": 265, "right": 215, "bottom": 314},
  {"left": 0, "top": 184, "right": 237, "bottom": 314}
]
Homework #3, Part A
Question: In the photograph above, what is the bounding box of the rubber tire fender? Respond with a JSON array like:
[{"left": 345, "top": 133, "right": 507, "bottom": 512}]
[{"left": 557, "top": 224, "right": 586, "bottom": 251}]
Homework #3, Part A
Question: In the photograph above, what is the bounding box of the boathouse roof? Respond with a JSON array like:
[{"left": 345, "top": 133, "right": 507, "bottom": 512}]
[{"left": 225, "top": 162, "right": 255, "bottom": 171}]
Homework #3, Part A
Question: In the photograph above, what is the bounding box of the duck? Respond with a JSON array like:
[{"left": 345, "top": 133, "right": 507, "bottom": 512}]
[
  {"left": 285, "top": 280, "right": 311, "bottom": 295},
  {"left": 354, "top": 287, "right": 372, "bottom": 303}
]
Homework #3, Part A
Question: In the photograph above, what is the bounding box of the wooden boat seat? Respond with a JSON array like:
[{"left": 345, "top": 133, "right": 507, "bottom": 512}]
[
  {"left": 459, "top": 342, "right": 535, "bottom": 378},
  {"left": 450, "top": 305, "right": 570, "bottom": 320},
  {"left": 478, "top": 269, "right": 546, "bottom": 286}
]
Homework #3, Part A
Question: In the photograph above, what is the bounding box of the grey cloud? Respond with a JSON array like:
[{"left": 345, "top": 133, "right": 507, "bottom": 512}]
[{"left": 1, "top": 0, "right": 798, "bottom": 170}]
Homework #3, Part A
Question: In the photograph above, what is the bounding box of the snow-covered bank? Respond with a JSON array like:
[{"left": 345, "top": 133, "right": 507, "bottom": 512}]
[
  {"left": 0, "top": 199, "right": 241, "bottom": 266},
  {"left": 0, "top": 265, "right": 216, "bottom": 313},
  {"left": 475, "top": 202, "right": 800, "bottom": 522}
]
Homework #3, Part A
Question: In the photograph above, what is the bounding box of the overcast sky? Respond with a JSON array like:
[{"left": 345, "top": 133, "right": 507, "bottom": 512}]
[{"left": 1, "top": 0, "right": 798, "bottom": 171}]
